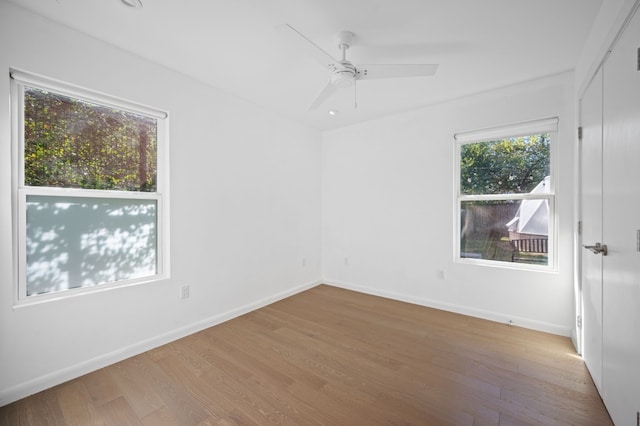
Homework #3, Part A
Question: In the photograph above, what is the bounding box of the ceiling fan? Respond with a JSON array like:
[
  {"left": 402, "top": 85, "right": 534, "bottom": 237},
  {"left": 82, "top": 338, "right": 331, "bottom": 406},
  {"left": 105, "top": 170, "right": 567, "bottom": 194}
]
[{"left": 278, "top": 24, "right": 438, "bottom": 110}]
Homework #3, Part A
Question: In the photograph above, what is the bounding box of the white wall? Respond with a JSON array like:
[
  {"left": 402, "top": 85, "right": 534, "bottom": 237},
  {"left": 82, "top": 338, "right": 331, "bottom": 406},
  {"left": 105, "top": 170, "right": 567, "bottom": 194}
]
[
  {"left": 323, "top": 72, "right": 576, "bottom": 336},
  {"left": 0, "top": 2, "right": 322, "bottom": 405}
]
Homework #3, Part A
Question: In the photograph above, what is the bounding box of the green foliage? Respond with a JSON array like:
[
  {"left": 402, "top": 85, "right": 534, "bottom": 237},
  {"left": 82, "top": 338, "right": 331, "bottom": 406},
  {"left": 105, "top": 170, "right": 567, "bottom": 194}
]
[
  {"left": 460, "top": 134, "right": 550, "bottom": 195},
  {"left": 24, "top": 87, "right": 157, "bottom": 192}
]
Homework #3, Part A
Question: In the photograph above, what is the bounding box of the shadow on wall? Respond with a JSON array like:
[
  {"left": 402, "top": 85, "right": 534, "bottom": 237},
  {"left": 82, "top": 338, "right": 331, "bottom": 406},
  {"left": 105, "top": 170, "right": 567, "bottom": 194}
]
[{"left": 25, "top": 195, "right": 157, "bottom": 297}]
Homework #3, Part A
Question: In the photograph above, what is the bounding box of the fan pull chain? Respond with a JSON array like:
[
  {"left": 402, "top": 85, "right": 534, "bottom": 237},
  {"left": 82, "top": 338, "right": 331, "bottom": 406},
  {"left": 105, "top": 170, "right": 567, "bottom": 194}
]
[{"left": 354, "top": 79, "right": 358, "bottom": 109}]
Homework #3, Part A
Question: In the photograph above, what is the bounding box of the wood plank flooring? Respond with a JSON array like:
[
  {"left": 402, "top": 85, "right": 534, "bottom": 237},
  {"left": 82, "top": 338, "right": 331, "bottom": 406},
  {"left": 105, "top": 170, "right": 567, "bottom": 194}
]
[{"left": 0, "top": 285, "right": 612, "bottom": 425}]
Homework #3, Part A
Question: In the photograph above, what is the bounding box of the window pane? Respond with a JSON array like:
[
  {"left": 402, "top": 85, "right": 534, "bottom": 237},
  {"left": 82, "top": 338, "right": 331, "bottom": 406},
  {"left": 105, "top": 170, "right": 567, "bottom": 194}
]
[
  {"left": 26, "top": 195, "right": 157, "bottom": 296},
  {"left": 24, "top": 86, "right": 157, "bottom": 192},
  {"left": 460, "top": 134, "right": 550, "bottom": 195},
  {"left": 461, "top": 200, "right": 548, "bottom": 265}
]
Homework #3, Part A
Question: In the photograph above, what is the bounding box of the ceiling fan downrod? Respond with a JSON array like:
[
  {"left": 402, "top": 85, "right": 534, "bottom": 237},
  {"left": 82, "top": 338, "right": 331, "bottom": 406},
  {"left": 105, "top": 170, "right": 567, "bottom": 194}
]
[{"left": 332, "top": 31, "right": 356, "bottom": 88}]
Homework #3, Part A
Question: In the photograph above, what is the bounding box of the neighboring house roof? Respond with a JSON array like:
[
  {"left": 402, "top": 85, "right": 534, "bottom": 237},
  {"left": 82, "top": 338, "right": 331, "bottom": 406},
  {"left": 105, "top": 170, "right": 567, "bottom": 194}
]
[{"left": 506, "top": 176, "right": 550, "bottom": 236}]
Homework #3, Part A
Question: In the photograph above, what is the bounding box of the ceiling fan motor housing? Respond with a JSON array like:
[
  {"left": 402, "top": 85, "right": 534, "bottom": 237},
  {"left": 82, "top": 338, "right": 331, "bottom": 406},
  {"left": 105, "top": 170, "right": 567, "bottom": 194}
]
[{"left": 331, "top": 61, "right": 356, "bottom": 88}]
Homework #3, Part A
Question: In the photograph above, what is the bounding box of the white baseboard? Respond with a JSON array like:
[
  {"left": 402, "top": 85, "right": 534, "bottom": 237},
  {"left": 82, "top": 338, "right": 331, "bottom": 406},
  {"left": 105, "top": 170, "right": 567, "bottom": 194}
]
[
  {"left": 324, "top": 279, "right": 571, "bottom": 337},
  {"left": 0, "top": 279, "right": 321, "bottom": 407}
]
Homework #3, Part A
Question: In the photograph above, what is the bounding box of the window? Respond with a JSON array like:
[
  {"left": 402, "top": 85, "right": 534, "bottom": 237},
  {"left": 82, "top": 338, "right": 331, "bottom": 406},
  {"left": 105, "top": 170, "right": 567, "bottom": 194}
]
[
  {"left": 11, "top": 70, "right": 169, "bottom": 303},
  {"left": 454, "top": 118, "right": 557, "bottom": 268}
]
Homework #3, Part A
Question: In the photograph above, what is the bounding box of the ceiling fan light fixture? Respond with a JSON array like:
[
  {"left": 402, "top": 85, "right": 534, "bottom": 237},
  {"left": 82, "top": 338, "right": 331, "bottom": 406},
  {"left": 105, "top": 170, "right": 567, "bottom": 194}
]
[
  {"left": 331, "top": 72, "right": 354, "bottom": 88},
  {"left": 120, "top": 0, "right": 143, "bottom": 9},
  {"left": 331, "top": 62, "right": 356, "bottom": 88}
]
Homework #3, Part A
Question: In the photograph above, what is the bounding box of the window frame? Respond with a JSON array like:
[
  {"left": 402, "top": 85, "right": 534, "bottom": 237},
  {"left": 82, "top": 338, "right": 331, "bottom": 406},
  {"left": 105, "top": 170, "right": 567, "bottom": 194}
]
[
  {"left": 453, "top": 117, "right": 558, "bottom": 271},
  {"left": 11, "top": 70, "right": 170, "bottom": 305}
]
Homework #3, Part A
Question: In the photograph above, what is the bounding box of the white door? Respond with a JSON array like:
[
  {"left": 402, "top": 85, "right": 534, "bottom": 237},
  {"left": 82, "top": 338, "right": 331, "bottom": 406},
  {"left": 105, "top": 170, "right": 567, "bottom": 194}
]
[
  {"left": 601, "top": 8, "right": 640, "bottom": 424},
  {"left": 579, "top": 67, "right": 604, "bottom": 394}
]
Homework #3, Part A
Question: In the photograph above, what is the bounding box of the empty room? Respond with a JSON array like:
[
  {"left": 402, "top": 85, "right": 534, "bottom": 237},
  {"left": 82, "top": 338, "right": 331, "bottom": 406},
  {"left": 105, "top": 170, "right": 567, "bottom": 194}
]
[{"left": 1, "top": 0, "right": 639, "bottom": 424}]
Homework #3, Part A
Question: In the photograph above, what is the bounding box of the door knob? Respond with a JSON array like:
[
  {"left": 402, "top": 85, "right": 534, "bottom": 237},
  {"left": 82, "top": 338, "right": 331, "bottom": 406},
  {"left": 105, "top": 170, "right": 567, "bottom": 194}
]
[{"left": 583, "top": 242, "right": 608, "bottom": 256}]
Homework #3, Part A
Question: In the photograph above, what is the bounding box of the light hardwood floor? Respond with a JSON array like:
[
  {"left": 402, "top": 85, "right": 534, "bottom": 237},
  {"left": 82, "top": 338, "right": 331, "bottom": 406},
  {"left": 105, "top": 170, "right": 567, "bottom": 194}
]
[{"left": 1, "top": 285, "right": 611, "bottom": 425}]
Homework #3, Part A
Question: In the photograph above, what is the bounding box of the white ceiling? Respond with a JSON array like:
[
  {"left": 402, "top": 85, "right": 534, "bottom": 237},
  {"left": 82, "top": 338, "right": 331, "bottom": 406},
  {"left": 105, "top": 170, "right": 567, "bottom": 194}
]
[{"left": 9, "top": 0, "right": 603, "bottom": 130}]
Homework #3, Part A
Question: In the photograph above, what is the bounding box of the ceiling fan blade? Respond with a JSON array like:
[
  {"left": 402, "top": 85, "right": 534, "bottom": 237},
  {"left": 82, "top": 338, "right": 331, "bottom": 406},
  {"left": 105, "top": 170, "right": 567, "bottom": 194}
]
[
  {"left": 356, "top": 64, "right": 438, "bottom": 80},
  {"left": 309, "top": 81, "right": 338, "bottom": 110},
  {"left": 277, "top": 24, "right": 339, "bottom": 70}
]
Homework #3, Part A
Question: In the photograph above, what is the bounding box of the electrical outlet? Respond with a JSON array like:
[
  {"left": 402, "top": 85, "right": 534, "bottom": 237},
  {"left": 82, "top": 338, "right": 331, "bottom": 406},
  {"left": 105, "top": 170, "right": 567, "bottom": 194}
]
[
  {"left": 180, "top": 285, "right": 190, "bottom": 300},
  {"left": 302, "top": 257, "right": 306, "bottom": 267},
  {"left": 436, "top": 269, "right": 445, "bottom": 280},
  {"left": 344, "top": 257, "right": 349, "bottom": 266}
]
